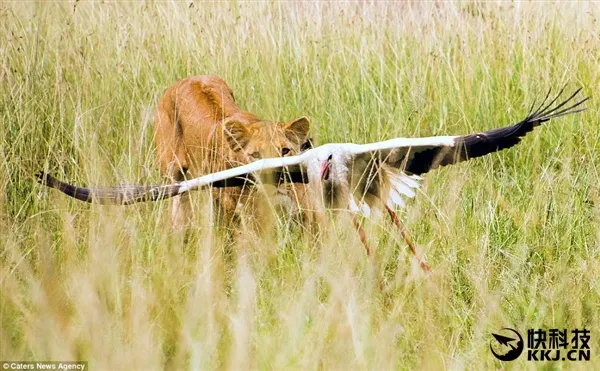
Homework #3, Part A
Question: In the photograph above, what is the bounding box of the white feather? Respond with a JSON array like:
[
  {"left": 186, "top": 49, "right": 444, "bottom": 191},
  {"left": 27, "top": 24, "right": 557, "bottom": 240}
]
[
  {"left": 390, "top": 178, "right": 416, "bottom": 198},
  {"left": 352, "top": 135, "right": 458, "bottom": 153},
  {"left": 348, "top": 196, "right": 360, "bottom": 213},
  {"left": 388, "top": 188, "right": 406, "bottom": 208},
  {"left": 359, "top": 202, "right": 371, "bottom": 218},
  {"left": 399, "top": 175, "right": 421, "bottom": 189}
]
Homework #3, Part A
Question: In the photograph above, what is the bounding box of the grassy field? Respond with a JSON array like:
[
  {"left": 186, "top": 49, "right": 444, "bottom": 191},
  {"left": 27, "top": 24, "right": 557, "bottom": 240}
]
[{"left": 2, "top": 1, "right": 600, "bottom": 369}]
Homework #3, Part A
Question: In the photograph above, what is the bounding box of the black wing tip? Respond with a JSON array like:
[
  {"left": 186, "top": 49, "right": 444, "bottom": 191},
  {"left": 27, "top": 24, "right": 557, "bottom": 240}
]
[
  {"left": 405, "top": 85, "right": 588, "bottom": 176},
  {"left": 529, "top": 86, "right": 588, "bottom": 122},
  {"left": 35, "top": 170, "right": 55, "bottom": 187},
  {"left": 35, "top": 170, "right": 44, "bottom": 182}
]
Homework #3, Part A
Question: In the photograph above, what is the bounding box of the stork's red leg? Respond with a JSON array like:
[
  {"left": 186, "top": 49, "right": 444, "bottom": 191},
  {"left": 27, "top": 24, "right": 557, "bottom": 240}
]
[
  {"left": 385, "top": 205, "right": 431, "bottom": 272},
  {"left": 352, "top": 216, "right": 372, "bottom": 256}
]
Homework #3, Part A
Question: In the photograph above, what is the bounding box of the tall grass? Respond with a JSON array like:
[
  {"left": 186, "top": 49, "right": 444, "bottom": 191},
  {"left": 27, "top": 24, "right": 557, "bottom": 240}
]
[{"left": 1, "top": 1, "right": 600, "bottom": 369}]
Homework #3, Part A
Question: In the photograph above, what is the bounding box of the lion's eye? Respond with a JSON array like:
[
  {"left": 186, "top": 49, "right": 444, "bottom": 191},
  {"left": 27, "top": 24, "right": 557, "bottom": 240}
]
[
  {"left": 250, "top": 152, "right": 261, "bottom": 159},
  {"left": 281, "top": 148, "right": 291, "bottom": 156}
]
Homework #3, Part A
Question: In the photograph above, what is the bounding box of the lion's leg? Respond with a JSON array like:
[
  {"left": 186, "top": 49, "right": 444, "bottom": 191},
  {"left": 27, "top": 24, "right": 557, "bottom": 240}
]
[
  {"left": 155, "top": 106, "right": 191, "bottom": 231},
  {"left": 159, "top": 149, "right": 190, "bottom": 231},
  {"left": 171, "top": 194, "right": 190, "bottom": 231},
  {"left": 166, "top": 163, "right": 190, "bottom": 231}
]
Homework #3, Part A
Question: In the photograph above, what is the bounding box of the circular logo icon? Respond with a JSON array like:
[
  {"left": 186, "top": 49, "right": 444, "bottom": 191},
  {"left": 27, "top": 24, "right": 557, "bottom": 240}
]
[{"left": 490, "top": 328, "right": 524, "bottom": 361}]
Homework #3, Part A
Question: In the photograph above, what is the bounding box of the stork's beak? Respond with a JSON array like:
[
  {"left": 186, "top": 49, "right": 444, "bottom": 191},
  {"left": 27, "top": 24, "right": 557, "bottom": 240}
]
[{"left": 320, "top": 160, "right": 330, "bottom": 181}]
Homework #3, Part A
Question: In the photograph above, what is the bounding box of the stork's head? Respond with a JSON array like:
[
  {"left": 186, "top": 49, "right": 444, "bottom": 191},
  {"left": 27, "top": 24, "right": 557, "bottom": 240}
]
[
  {"left": 307, "top": 144, "right": 352, "bottom": 185},
  {"left": 320, "top": 154, "right": 333, "bottom": 181}
]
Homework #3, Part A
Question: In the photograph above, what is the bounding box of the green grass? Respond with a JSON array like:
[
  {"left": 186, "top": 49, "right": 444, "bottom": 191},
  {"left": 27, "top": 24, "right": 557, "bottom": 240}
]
[{"left": 2, "top": 1, "right": 600, "bottom": 369}]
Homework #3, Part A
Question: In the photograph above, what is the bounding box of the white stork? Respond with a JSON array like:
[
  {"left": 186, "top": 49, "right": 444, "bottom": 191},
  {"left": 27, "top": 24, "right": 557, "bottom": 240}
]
[{"left": 37, "top": 87, "right": 588, "bottom": 271}]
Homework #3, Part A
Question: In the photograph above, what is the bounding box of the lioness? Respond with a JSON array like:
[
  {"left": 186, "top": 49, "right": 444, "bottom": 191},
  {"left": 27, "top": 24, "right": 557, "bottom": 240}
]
[{"left": 154, "top": 75, "right": 310, "bottom": 229}]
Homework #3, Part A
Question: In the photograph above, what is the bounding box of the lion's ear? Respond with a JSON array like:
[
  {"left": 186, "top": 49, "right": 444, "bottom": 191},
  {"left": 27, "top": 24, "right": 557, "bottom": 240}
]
[
  {"left": 284, "top": 116, "right": 310, "bottom": 145},
  {"left": 223, "top": 120, "right": 250, "bottom": 152}
]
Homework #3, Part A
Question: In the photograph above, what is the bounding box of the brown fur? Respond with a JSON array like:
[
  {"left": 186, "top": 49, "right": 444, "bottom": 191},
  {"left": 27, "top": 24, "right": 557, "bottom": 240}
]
[{"left": 154, "top": 75, "right": 310, "bottom": 229}]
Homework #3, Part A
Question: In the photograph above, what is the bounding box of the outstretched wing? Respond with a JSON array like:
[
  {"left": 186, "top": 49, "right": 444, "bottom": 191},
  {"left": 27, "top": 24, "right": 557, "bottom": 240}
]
[
  {"left": 36, "top": 88, "right": 587, "bottom": 207},
  {"left": 352, "top": 87, "right": 588, "bottom": 175},
  {"left": 37, "top": 137, "right": 316, "bottom": 205},
  {"left": 36, "top": 155, "right": 310, "bottom": 205},
  {"left": 336, "top": 87, "right": 588, "bottom": 213}
]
